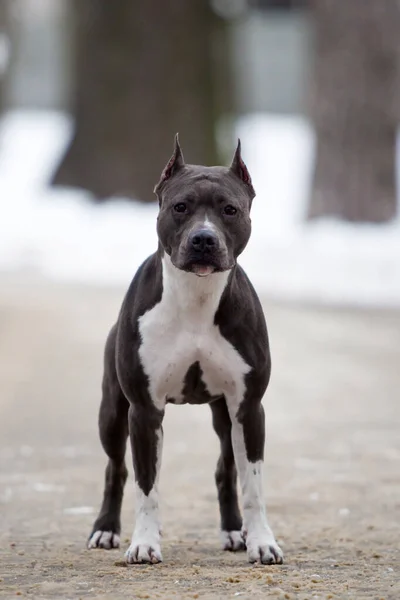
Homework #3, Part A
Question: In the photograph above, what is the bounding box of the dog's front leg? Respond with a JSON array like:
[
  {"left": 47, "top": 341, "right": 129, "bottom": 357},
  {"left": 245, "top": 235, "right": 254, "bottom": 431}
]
[
  {"left": 125, "top": 403, "right": 164, "bottom": 564},
  {"left": 227, "top": 399, "right": 283, "bottom": 565}
]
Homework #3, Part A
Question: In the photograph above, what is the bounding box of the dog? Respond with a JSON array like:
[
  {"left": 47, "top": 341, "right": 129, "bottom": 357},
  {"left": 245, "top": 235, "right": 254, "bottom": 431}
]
[{"left": 87, "top": 136, "right": 283, "bottom": 566}]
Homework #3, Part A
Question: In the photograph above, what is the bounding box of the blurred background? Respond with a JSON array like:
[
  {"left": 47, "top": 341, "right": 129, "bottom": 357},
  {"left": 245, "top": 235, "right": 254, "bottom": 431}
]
[
  {"left": 1, "top": 3, "right": 400, "bottom": 596},
  {"left": 0, "top": 0, "right": 399, "bottom": 305}
]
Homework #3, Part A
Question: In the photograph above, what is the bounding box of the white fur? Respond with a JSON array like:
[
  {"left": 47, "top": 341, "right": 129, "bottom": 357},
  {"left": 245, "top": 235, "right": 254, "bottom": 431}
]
[
  {"left": 88, "top": 530, "right": 120, "bottom": 549},
  {"left": 135, "top": 254, "right": 281, "bottom": 564},
  {"left": 138, "top": 255, "right": 251, "bottom": 410},
  {"left": 220, "top": 529, "right": 245, "bottom": 551},
  {"left": 203, "top": 216, "right": 218, "bottom": 233},
  {"left": 228, "top": 413, "right": 283, "bottom": 564},
  {"left": 126, "top": 428, "right": 163, "bottom": 564}
]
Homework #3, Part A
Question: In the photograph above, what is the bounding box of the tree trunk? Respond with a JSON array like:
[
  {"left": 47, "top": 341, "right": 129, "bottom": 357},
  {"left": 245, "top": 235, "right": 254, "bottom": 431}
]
[
  {"left": 0, "top": 0, "right": 9, "bottom": 114},
  {"left": 309, "top": 0, "right": 400, "bottom": 223},
  {"left": 52, "top": 0, "right": 221, "bottom": 202}
]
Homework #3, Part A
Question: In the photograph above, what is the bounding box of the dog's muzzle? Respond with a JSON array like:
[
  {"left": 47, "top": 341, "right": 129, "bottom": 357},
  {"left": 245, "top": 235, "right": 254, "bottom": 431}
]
[{"left": 180, "top": 228, "right": 227, "bottom": 276}]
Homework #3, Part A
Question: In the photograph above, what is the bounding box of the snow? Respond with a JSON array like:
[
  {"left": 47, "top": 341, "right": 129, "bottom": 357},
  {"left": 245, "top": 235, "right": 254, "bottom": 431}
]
[{"left": 0, "top": 109, "right": 400, "bottom": 307}]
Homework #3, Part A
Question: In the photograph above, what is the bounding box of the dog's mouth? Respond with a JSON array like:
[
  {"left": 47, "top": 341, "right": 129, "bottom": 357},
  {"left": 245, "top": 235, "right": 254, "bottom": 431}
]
[
  {"left": 191, "top": 264, "right": 215, "bottom": 277},
  {"left": 176, "top": 257, "right": 221, "bottom": 277},
  {"left": 184, "top": 258, "right": 235, "bottom": 277},
  {"left": 172, "top": 250, "right": 232, "bottom": 277}
]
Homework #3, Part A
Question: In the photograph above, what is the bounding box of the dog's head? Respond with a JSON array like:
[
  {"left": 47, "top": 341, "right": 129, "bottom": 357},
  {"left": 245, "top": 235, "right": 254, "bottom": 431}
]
[{"left": 154, "top": 135, "right": 255, "bottom": 277}]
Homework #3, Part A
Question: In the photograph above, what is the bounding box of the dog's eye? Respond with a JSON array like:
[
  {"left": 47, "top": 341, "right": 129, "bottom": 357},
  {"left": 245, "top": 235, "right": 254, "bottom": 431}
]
[
  {"left": 223, "top": 205, "right": 237, "bottom": 216},
  {"left": 174, "top": 202, "right": 187, "bottom": 213}
]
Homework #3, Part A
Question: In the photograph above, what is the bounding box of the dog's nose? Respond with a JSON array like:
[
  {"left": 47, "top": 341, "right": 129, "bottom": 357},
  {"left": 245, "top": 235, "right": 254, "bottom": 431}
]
[{"left": 190, "top": 230, "right": 218, "bottom": 252}]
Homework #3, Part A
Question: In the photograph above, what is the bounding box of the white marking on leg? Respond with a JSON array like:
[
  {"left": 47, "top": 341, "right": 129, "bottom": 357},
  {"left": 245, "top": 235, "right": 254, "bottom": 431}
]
[
  {"left": 229, "top": 412, "right": 283, "bottom": 564},
  {"left": 125, "top": 428, "right": 163, "bottom": 564},
  {"left": 220, "top": 529, "right": 245, "bottom": 551},
  {"left": 87, "top": 530, "right": 102, "bottom": 548},
  {"left": 88, "top": 530, "right": 120, "bottom": 549}
]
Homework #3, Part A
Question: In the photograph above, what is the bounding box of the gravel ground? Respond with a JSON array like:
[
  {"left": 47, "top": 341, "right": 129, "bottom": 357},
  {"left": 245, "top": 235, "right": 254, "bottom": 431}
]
[{"left": 0, "top": 277, "right": 399, "bottom": 600}]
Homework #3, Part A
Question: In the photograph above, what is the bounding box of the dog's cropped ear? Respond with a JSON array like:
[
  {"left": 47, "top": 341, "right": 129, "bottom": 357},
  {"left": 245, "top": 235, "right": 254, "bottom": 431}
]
[
  {"left": 154, "top": 133, "right": 185, "bottom": 197},
  {"left": 230, "top": 139, "right": 255, "bottom": 198}
]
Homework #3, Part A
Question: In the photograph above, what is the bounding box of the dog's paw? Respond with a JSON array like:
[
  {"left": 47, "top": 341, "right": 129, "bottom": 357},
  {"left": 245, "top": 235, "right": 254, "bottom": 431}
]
[
  {"left": 246, "top": 535, "right": 283, "bottom": 565},
  {"left": 125, "top": 537, "right": 162, "bottom": 564},
  {"left": 87, "top": 530, "right": 120, "bottom": 550},
  {"left": 220, "top": 530, "right": 246, "bottom": 552}
]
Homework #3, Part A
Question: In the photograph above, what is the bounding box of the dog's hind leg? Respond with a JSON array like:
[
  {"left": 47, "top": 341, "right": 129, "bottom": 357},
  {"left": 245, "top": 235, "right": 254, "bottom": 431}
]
[
  {"left": 210, "top": 397, "right": 245, "bottom": 552},
  {"left": 88, "top": 326, "right": 129, "bottom": 550}
]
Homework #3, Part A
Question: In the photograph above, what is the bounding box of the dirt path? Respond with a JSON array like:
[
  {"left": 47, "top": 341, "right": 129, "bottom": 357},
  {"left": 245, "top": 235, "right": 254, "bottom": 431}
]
[{"left": 0, "top": 277, "right": 399, "bottom": 599}]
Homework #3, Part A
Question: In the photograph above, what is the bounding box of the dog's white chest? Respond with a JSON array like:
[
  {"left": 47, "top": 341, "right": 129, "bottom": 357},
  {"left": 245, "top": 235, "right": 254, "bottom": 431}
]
[{"left": 138, "top": 257, "right": 250, "bottom": 409}]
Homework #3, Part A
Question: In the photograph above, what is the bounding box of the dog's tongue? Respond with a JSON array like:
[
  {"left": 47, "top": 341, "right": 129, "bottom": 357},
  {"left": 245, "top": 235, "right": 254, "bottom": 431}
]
[{"left": 192, "top": 264, "right": 214, "bottom": 277}]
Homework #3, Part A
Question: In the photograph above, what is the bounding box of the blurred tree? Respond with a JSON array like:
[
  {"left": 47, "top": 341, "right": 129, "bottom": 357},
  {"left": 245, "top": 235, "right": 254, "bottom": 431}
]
[
  {"left": 52, "top": 0, "right": 224, "bottom": 202},
  {"left": 253, "top": 0, "right": 307, "bottom": 8},
  {"left": 309, "top": 0, "right": 400, "bottom": 222},
  {"left": 0, "top": 0, "right": 8, "bottom": 114}
]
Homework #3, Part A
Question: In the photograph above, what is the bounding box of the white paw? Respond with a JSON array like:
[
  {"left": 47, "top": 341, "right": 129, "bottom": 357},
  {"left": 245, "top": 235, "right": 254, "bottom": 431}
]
[
  {"left": 245, "top": 532, "right": 283, "bottom": 565},
  {"left": 220, "top": 530, "right": 246, "bottom": 552},
  {"left": 125, "top": 535, "right": 162, "bottom": 564},
  {"left": 87, "top": 530, "right": 120, "bottom": 550}
]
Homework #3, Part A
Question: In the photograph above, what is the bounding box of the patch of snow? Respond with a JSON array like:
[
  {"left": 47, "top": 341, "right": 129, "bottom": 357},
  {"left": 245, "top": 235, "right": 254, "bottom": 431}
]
[{"left": 0, "top": 110, "right": 400, "bottom": 307}]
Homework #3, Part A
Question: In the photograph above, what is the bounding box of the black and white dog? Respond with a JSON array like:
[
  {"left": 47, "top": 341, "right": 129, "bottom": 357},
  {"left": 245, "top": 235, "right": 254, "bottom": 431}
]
[{"left": 88, "top": 137, "right": 283, "bottom": 566}]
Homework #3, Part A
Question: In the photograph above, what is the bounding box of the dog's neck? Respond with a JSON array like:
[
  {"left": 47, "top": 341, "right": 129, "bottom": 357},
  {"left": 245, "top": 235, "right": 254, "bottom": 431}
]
[{"left": 161, "top": 253, "right": 230, "bottom": 316}]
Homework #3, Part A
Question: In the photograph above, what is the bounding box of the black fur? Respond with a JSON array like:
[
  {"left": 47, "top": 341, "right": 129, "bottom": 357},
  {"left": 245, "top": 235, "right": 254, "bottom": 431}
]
[
  {"left": 215, "top": 267, "right": 271, "bottom": 464},
  {"left": 180, "top": 362, "right": 223, "bottom": 405},
  {"left": 89, "top": 140, "right": 273, "bottom": 558},
  {"left": 210, "top": 398, "right": 243, "bottom": 534}
]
